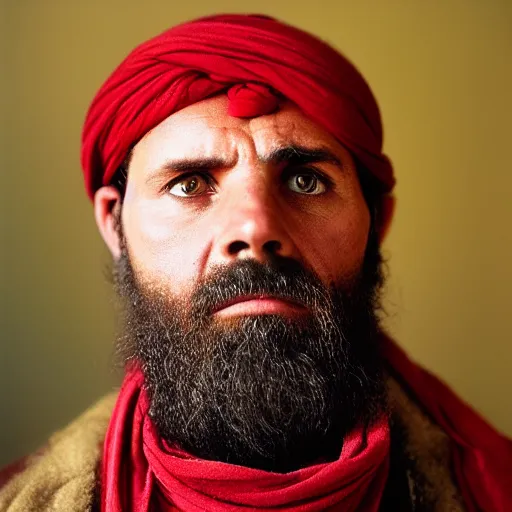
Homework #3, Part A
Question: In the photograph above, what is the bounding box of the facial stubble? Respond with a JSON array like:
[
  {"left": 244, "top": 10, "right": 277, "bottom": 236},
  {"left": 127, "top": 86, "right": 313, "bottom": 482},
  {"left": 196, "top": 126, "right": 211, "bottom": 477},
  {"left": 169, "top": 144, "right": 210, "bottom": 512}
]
[{"left": 114, "top": 229, "right": 387, "bottom": 473}]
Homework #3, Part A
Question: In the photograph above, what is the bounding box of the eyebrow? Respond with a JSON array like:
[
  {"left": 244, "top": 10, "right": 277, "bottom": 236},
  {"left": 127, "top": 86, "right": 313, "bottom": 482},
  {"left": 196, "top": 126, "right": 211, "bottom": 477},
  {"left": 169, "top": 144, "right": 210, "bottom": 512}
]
[
  {"left": 262, "top": 145, "right": 342, "bottom": 168},
  {"left": 146, "top": 144, "right": 343, "bottom": 185}
]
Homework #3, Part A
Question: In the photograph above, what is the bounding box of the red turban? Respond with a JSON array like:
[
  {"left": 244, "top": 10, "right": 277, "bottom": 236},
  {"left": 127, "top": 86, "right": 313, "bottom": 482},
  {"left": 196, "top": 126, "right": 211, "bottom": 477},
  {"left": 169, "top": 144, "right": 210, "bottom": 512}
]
[{"left": 81, "top": 14, "right": 395, "bottom": 200}]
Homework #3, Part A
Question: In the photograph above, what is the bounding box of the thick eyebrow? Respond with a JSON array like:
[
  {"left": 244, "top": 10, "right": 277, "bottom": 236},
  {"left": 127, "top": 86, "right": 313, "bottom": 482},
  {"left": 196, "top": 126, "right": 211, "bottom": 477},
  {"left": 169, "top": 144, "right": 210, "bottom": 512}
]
[
  {"left": 152, "top": 156, "right": 233, "bottom": 174},
  {"left": 262, "top": 144, "right": 342, "bottom": 168},
  {"left": 146, "top": 144, "right": 343, "bottom": 186},
  {"left": 145, "top": 156, "right": 235, "bottom": 186}
]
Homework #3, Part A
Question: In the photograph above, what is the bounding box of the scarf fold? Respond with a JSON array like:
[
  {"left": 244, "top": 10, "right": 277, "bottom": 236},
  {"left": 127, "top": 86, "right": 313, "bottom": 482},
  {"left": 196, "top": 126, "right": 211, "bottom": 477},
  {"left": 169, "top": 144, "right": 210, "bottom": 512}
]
[
  {"left": 101, "top": 336, "right": 512, "bottom": 511},
  {"left": 101, "top": 369, "right": 390, "bottom": 511},
  {"left": 379, "top": 335, "right": 512, "bottom": 512}
]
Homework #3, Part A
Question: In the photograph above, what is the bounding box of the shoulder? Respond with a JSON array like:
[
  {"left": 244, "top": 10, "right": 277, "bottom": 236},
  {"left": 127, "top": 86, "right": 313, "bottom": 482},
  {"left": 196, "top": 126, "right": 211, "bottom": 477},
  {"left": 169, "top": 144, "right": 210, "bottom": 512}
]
[{"left": 0, "top": 392, "right": 118, "bottom": 512}]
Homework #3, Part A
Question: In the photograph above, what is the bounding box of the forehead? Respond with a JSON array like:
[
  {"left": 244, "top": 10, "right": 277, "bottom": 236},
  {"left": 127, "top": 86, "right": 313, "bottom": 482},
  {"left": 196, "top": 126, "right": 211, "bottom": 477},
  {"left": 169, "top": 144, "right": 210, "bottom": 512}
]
[{"left": 131, "top": 94, "right": 353, "bottom": 168}]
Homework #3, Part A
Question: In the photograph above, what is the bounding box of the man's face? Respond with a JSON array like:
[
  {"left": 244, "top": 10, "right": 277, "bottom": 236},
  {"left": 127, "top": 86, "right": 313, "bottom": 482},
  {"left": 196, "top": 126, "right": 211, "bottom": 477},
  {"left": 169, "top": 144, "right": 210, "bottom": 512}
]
[
  {"left": 101, "top": 95, "right": 386, "bottom": 472},
  {"left": 120, "top": 95, "right": 371, "bottom": 301}
]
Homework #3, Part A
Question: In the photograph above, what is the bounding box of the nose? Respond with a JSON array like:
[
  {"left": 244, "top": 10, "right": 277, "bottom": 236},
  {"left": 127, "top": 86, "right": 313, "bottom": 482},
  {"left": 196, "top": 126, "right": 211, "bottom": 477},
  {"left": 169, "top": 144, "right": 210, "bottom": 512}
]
[{"left": 213, "top": 184, "right": 298, "bottom": 264}]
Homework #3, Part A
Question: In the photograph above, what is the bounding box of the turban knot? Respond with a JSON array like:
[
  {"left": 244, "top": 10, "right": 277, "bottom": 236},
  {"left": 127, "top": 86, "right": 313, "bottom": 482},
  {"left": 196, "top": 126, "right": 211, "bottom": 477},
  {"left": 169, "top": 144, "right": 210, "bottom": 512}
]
[{"left": 227, "top": 84, "right": 280, "bottom": 118}]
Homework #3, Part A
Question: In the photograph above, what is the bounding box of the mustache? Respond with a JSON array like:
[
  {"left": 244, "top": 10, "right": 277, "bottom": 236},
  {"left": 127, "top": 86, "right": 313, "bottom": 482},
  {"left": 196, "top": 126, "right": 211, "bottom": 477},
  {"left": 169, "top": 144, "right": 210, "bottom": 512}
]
[{"left": 189, "top": 257, "right": 334, "bottom": 318}]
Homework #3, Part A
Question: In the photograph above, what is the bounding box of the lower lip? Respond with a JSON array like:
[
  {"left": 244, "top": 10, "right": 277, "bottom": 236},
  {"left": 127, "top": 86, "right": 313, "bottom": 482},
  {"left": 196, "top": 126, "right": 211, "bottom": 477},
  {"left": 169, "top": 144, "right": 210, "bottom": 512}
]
[{"left": 215, "top": 298, "right": 306, "bottom": 318}]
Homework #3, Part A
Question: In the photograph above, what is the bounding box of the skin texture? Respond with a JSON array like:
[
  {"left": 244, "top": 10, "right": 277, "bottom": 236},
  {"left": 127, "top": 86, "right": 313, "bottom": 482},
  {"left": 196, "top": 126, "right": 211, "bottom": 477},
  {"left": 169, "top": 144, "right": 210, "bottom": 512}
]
[{"left": 95, "top": 95, "right": 385, "bottom": 305}]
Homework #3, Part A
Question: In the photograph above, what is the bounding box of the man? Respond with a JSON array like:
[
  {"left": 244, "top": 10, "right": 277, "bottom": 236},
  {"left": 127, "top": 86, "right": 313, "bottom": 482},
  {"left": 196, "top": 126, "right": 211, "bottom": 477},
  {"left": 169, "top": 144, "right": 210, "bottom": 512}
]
[{"left": 0, "top": 13, "right": 510, "bottom": 512}]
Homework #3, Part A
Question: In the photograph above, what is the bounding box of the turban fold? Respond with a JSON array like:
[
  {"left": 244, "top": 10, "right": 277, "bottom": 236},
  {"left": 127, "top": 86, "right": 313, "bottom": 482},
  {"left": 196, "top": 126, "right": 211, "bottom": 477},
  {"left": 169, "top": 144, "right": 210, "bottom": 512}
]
[{"left": 81, "top": 14, "right": 395, "bottom": 200}]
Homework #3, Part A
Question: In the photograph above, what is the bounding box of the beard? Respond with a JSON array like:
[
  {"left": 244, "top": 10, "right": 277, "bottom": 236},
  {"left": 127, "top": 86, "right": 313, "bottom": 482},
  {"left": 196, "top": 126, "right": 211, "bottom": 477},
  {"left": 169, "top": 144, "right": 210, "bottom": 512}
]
[{"left": 114, "top": 229, "right": 387, "bottom": 473}]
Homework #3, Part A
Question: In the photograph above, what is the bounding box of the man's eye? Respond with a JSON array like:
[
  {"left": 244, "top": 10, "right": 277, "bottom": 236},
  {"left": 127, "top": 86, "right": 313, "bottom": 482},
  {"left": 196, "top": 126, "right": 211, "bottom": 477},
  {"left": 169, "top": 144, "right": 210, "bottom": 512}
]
[
  {"left": 166, "top": 174, "right": 212, "bottom": 197},
  {"left": 286, "top": 171, "right": 327, "bottom": 195}
]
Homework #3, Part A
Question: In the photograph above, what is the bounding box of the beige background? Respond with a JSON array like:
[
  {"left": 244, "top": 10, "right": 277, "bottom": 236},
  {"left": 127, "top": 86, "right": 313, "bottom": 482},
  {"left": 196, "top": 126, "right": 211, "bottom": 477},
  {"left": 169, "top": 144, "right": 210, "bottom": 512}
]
[{"left": 1, "top": 1, "right": 511, "bottom": 467}]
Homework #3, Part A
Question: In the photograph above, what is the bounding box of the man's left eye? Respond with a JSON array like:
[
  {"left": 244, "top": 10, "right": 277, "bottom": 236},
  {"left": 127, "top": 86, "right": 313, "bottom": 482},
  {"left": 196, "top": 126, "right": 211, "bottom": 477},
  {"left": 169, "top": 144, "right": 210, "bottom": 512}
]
[{"left": 286, "top": 172, "right": 327, "bottom": 195}]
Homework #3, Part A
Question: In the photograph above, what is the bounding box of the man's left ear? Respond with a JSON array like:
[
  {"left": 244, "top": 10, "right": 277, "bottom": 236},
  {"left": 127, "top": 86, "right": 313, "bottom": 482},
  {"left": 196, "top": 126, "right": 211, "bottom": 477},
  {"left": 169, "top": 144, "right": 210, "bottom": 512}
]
[
  {"left": 94, "top": 186, "right": 123, "bottom": 259},
  {"left": 376, "top": 194, "right": 395, "bottom": 244}
]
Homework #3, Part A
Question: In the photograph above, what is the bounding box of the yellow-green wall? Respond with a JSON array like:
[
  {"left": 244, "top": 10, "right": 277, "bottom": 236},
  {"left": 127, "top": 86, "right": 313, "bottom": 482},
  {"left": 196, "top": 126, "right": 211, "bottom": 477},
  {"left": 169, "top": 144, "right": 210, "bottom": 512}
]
[{"left": 1, "top": 1, "right": 511, "bottom": 466}]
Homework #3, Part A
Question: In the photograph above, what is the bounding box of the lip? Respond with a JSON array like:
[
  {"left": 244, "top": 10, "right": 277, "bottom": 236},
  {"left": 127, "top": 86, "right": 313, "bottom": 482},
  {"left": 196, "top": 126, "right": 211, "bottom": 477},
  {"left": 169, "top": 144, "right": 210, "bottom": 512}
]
[{"left": 213, "top": 295, "right": 307, "bottom": 318}]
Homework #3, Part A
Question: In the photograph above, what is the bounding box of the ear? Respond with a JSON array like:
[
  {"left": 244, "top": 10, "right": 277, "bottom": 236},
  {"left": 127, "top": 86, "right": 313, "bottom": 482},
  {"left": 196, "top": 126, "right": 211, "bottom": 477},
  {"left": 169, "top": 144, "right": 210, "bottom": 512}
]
[
  {"left": 376, "top": 194, "right": 396, "bottom": 244},
  {"left": 94, "top": 186, "right": 123, "bottom": 259}
]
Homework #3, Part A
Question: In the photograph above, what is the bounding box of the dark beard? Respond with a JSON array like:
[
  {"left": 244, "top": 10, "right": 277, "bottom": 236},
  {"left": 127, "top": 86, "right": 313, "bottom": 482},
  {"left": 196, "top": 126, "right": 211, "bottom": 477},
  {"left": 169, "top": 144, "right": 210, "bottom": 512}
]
[{"left": 114, "top": 232, "right": 387, "bottom": 473}]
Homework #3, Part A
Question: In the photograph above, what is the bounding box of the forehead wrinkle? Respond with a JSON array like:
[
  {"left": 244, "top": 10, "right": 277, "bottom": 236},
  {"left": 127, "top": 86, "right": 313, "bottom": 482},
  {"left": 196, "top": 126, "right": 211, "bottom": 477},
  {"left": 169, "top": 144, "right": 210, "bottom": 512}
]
[
  {"left": 200, "top": 126, "right": 241, "bottom": 165},
  {"left": 248, "top": 111, "right": 331, "bottom": 163},
  {"left": 137, "top": 96, "right": 353, "bottom": 178},
  {"left": 172, "top": 124, "right": 244, "bottom": 166}
]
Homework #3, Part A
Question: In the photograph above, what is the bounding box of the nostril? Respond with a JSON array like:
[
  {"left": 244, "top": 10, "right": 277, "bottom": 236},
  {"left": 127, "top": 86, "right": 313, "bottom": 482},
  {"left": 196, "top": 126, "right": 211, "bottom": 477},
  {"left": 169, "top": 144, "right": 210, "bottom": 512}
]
[
  {"left": 263, "top": 240, "right": 282, "bottom": 254},
  {"left": 226, "top": 240, "right": 282, "bottom": 256},
  {"left": 228, "top": 240, "right": 250, "bottom": 255}
]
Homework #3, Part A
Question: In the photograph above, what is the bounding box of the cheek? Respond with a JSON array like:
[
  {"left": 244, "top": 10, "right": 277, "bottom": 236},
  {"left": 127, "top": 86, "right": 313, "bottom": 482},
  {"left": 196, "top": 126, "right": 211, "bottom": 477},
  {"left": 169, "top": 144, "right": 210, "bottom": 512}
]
[
  {"left": 122, "top": 198, "right": 209, "bottom": 293},
  {"left": 295, "top": 201, "right": 370, "bottom": 284}
]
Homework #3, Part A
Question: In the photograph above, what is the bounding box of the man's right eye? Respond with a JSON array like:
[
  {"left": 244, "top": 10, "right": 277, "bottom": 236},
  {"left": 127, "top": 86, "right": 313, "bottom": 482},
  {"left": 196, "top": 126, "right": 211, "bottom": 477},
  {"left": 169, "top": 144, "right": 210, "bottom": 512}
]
[{"left": 165, "top": 173, "right": 213, "bottom": 197}]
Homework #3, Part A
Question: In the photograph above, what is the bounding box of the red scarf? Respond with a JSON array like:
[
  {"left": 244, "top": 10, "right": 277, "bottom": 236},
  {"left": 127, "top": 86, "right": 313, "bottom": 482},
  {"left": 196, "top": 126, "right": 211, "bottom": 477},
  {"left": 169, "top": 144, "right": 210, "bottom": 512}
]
[
  {"left": 101, "top": 368, "right": 390, "bottom": 511},
  {"left": 100, "top": 336, "right": 512, "bottom": 511}
]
